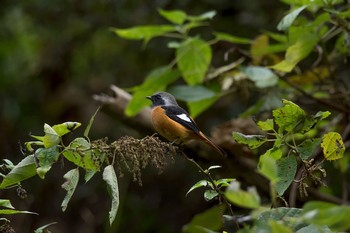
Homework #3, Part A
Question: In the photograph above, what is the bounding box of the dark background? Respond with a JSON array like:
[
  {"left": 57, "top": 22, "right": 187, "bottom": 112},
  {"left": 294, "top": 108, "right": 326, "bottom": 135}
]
[{"left": 0, "top": 1, "right": 286, "bottom": 232}]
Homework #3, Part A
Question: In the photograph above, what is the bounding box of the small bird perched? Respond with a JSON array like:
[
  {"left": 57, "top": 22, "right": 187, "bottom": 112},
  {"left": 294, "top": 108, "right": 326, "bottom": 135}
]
[{"left": 147, "top": 92, "right": 226, "bottom": 156}]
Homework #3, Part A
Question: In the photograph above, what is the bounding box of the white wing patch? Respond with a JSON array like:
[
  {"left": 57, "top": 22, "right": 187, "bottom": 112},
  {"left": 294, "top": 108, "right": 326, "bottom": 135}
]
[{"left": 177, "top": 113, "right": 192, "bottom": 122}]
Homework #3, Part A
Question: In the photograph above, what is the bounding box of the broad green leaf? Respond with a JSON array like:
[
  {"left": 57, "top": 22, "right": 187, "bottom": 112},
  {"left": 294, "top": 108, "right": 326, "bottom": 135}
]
[
  {"left": 187, "top": 10, "right": 216, "bottom": 21},
  {"left": 103, "top": 165, "right": 120, "bottom": 225},
  {"left": 269, "top": 220, "right": 293, "bottom": 233},
  {"left": 225, "top": 181, "right": 260, "bottom": 209},
  {"left": 186, "top": 180, "right": 209, "bottom": 196},
  {"left": 0, "top": 155, "right": 36, "bottom": 189},
  {"left": 262, "top": 147, "right": 283, "bottom": 160},
  {"left": 257, "top": 207, "right": 302, "bottom": 222},
  {"left": 112, "top": 25, "right": 176, "bottom": 42},
  {"left": 277, "top": 6, "right": 307, "bottom": 31},
  {"left": 204, "top": 190, "right": 218, "bottom": 201},
  {"left": 272, "top": 99, "right": 306, "bottom": 133},
  {"left": 62, "top": 137, "right": 104, "bottom": 171},
  {"left": 168, "top": 85, "right": 216, "bottom": 102},
  {"left": 158, "top": 9, "right": 187, "bottom": 25},
  {"left": 242, "top": 66, "right": 279, "bottom": 88},
  {"left": 61, "top": 168, "right": 79, "bottom": 212},
  {"left": 34, "top": 222, "right": 57, "bottom": 233},
  {"left": 187, "top": 95, "right": 219, "bottom": 118},
  {"left": 84, "top": 107, "right": 100, "bottom": 138},
  {"left": 126, "top": 66, "right": 180, "bottom": 116},
  {"left": 183, "top": 205, "right": 223, "bottom": 233},
  {"left": 296, "top": 224, "right": 332, "bottom": 233},
  {"left": 302, "top": 201, "right": 350, "bottom": 231},
  {"left": 0, "top": 199, "right": 14, "bottom": 209},
  {"left": 232, "top": 132, "right": 267, "bottom": 149},
  {"left": 31, "top": 123, "right": 60, "bottom": 148},
  {"left": 214, "top": 32, "right": 252, "bottom": 44},
  {"left": 264, "top": 31, "right": 288, "bottom": 43},
  {"left": 321, "top": 132, "right": 345, "bottom": 160},
  {"left": 271, "top": 32, "right": 318, "bottom": 72},
  {"left": 256, "top": 208, "right": 313, "bottom": 232},
  {"left": 84, "top": 170, "right": 96, "bottom": 183},
  {"left": 52, "top": 122, "right": 81, "bottom": 137},
  {"left": 0, "top": 209, "right": 37, "bottom": 215},
  {"left": 36, "top": 146, "right": 60, "bottom": 179},
  {"left": 258, "top": 152, "right": 279, "bottom": 183},
  {"left": 297, "top": 138, "right": 321, "bottom": 160},
  {"left": 176, "top": 38, "right": 212, "bottom": 85},
  {"left": 257, "top": 119, "right": 274, "bottom": 131},
  {"left": 302, "top": 111, "right": 331, "bottom": 133},
  {"left": 276, "top": 156, "right": 297, "bottom": 196}
]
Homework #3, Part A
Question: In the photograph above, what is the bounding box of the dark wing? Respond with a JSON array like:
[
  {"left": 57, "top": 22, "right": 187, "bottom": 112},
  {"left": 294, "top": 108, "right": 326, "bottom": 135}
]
[{"left": 162, "top": 105, "right": 201, "bottom": 135}]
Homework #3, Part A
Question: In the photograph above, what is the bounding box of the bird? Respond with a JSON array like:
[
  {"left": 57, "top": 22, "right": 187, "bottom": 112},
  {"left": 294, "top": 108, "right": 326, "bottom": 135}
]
[{"left": 146, "top": 92, "right": 226, "bottom": 156}]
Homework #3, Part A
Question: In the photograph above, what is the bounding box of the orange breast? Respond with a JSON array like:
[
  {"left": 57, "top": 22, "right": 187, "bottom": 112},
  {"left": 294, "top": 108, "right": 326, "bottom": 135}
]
[{"left": 151, "top": 106, "right": 193, "bottom": 142}]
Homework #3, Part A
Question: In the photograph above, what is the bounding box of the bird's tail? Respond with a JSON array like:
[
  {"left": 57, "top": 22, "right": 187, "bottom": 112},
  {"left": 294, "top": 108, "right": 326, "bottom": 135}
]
[{"left": 199, "top": 132, "right": 226, "bottom": 157}]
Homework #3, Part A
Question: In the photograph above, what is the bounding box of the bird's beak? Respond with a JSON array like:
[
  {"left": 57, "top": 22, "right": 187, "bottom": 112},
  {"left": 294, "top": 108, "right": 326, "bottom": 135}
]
[{"left": 146, "top": 96, "right": 152, "bottom": 100}]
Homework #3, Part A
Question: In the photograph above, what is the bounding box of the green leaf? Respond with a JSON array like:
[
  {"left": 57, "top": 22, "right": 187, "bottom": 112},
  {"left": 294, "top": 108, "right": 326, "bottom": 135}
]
[
  {"left": 61, "top": 168, "right": 79, "bottom": 212},
  {"left": 187, "top": 10, "right": 216, "bottom": 21},
  {"left": 264, "top": 31, "right": 288, "bottom": 43},
  {"left": 258, "top": 151, "right": 279, "bottom": 183},
  {"left": 272, "top": 99, "right": 306, "bottom": 133},
  {"left": 0, "top": 209, "right": 37, "bottom": 215},
  {"left": 62, "top": 137, "right": 104, "bottom": 171},
  {"left": 169, "top": 85, "right": 216, "bottom": 102},
  {"left": 232, "top": 132, "right": 267, "bottom": 149},
  {"left": 52, "top": 122, "right": 81, "bottom": 137},
  {"left": 271, "top": 32, "right": 318, "bottom": 72},
  {"left": 0, "top": 199, "right": 14, "bottom": 209},
  {"left": 187, "top": 95, "right": 220, "bottom": 118},
  {"left": 277, "top": 6, "right": 307, "bottom": 31},
  {"left": 103, "top": 165, "right": 120, "bottom": 225},
  {"left": 262, "top": 147, "right": 283, "bottom": 160},
  {"left": 256, "top": 207, "right": 310, "bottom": 232},
  {"left": 302, "top": 111, "right": 331, "bottom": 133},
  {"left": 204, "top": 190, "right": 218, "bottom": 201},
  {"left": 214, "top": 32, "right": 252, "bottom": 44},
  {"left": 276, "top": 156, "right": 297, "bottom": 196},
  {"left": 36, "top": 146, "right": 60, "bottom": 179},
  {"left": 302, "top": 201, "right": 350, "bottom": 231},
  {"left": 183, "top": 205, "right": 223, "bottom": 233},
  {"left": 269, "top": 220, "right": 293, "bottom": 233},
  {"left": 0, "top": 155, "right": 37, "bottom": 189},
  {"left": 258, "top": 119, "right": 274, "bottom": 131},
  {"left": 158, "top": 9, "right": 187, "bottom": 25},
  {"left": 296, "top": 138, "right": 321, "bottom": 160},
  {"left": 176, "top": 38, "right": 212, "bottom": 85},
  {"left": 126, "top": 66, "right": 180, "bottom": 116},
  {"left": 257, "top": 207, "right": 302, "bottom": 222},
  {"left": 84, "top": 170, "right": 96, "bottom": 183},
  {"left": 295, "top": 224, "right": 332, "bottom": 233},
  {"left": 225, "top": 181, "right": 260, "bottom": 209},
  {"left": 34, "top": 222, "right": 57, "bottom": 233},
  {"left": 31, "top": 124, "right": 60, "bottom": 148},
  {"left": 214, "top": 178, "right": 235, "bottom": 188},
  {"left": 84, "top": 107, "right": 100, "bottom": 138},
  {"left": 321, "top": 132, "right": 345, "bottom": 160},
  {"left": 242, "top": 66, "right": 279, "bottom": 88},
  {"left": 112, "top": 25, "right": 176, "bottom": 43},
  {"left": 186, "top": 180, "right": 209, "bottom": 196}
]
